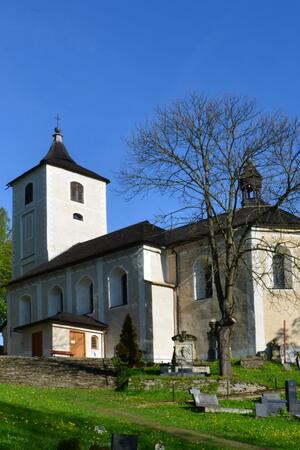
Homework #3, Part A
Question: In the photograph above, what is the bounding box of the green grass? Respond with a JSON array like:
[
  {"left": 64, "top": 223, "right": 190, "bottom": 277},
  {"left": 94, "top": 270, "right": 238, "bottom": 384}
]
[
  {"left": 0, "top": 382, "right": 300, "bottom": 450},
  {"left": 128, "top": 359, "right": 300, "bottom": 389}
]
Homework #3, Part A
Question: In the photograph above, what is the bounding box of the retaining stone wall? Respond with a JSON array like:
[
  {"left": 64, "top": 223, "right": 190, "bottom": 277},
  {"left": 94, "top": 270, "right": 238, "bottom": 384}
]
[{"left": 0, "top": 356, "right": 117, "bottom": 388}]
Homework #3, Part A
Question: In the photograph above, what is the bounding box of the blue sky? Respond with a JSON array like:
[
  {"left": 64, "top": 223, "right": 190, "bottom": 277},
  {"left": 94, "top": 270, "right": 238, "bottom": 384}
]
[{"left": 1, "top": 0, "right": 300, "bottom": 231}]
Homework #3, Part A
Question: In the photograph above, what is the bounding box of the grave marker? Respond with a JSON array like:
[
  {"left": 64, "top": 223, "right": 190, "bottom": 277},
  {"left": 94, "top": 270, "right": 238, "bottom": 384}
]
[{"left": 111, "top": 434, "right": 138, "bottom": 450}]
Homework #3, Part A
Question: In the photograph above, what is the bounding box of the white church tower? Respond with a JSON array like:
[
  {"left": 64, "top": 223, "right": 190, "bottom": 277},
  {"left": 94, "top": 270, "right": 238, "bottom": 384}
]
[{"left": 8, "top": 127, "right": 109, "bottom": 278}]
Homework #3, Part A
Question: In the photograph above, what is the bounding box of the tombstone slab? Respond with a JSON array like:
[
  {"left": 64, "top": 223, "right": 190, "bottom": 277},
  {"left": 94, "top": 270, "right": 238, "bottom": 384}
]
[
  {"left": 285, "top": 380, "right": 300, "bottom": 415},
  {"left": 111, "top": 434, "right": 138, "bottom": 450}
]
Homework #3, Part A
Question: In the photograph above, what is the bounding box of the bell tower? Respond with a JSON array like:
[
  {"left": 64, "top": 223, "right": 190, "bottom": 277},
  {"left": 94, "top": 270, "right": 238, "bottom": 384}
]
[
  {"left": 239, "top": 160, "right": 263, "bottom": 207},
  {"left": 9, "top": 127, "right": 109, "bottom": 278}
]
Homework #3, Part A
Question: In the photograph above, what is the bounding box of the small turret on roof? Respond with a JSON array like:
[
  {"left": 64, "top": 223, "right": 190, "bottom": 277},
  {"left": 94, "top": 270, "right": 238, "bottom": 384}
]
[{"left": 239, "top": 160, "right": 263, "bottom": 207}]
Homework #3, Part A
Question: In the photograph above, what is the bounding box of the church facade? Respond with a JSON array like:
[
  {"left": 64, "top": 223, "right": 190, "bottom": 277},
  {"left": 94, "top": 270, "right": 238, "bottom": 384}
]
[{"left": 4, "top": 128, "right": 300, "bottom": 361}]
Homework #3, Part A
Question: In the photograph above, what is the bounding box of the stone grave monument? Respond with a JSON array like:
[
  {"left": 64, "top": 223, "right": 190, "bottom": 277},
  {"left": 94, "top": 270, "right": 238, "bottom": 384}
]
[{"left": 170, "top": 331, "right": 210, "bottom": 376}]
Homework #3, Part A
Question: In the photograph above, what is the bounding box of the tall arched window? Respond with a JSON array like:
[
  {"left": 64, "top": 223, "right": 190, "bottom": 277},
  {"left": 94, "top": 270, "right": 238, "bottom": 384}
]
[
  {"left": 76, "top": 276, "right": 94, "bottom": 314},
  {"left": 19, "top": 295, "right": 31, "bottom": 326},
  {"left": 108, "top": 267, "right": 128, "bottom": 308},
  {"left": 70, "top": 182, "right": 84, "bottom": 203},
  {"left": 25, "top": 183, "right": 33, "bottom": 205},
  {"left": 48, "top": 286, "right": 63, "bottom": 316},
  {"left": 193, "top": 259, "right": 213, "bottom": 300},
  {"left": 273, "top": 246, "right": 293, "bottom": 289}
]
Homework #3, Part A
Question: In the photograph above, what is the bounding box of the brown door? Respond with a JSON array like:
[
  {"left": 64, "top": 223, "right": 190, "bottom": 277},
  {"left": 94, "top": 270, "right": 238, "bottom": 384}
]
[
  {"left": 32, "top": 331, "right": 43, "bottom": 357},
  {"left": 69, "top": 331, "right": 85, "bottom": 357}
]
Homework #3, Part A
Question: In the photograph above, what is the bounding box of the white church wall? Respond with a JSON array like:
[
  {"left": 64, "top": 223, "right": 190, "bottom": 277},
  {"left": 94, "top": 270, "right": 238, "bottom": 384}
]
[
  {"left": 101, "top": 246, "right": 148, "bottom": 358},
  {"left": 12, "top": 166, "right": 47, "bottom": 278},
  {"left": 52, "top": 324, "right": 104, "bottom": 358},
  {"left": 46, "top": 165, "right": 107, "bottom": 261},
  {"left": 151, "top": 284, "right": 175, "bottom": 362},
  {"left": 143, "top": 246, "right": 168, "bottom": 284},
  {"left": 251, "top": 227, "right": 300, "bottom": 351}
]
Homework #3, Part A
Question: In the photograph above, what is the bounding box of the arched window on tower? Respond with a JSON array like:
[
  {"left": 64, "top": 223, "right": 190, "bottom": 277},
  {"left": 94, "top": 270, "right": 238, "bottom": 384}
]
[
  {"left": 19, "top": 295, "right": 31, "bottom": 326},
  {"left": 193, "top": 258, "right": 213, "bottom": 300},
  {"left": 25, "top": 183, "right": 33, "bottom": 205},
  {"left": 76, "top": 276, "right": 94, "bottom": 314},
  {"left": 48, "top": 286, "right": 63, "bottom": 316},
  {"left": 70, "top": 182, "right": 84, "bottom": 203},
  {"left": 108, "top": 267, "right": 128, "bottom": 308},
  {"left": 272, "top": 246, "right": 293, "bottom": 289}
]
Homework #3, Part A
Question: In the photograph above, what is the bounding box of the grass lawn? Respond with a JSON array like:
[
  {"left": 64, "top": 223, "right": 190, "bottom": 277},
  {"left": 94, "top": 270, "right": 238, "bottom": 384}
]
[{"left": 0, "top": 381, "right": 300, "bottom": 450}]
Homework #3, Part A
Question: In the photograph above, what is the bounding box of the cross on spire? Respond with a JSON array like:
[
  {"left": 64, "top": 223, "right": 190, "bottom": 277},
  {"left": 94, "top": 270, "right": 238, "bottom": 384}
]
[{"left": 54, "top": 113, "right": 61, "bottom": 129}]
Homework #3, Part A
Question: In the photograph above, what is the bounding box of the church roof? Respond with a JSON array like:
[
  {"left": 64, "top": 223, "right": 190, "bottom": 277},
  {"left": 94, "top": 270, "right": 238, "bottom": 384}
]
[
  {"left": 7, "top": 127, "right": 110, "bottom": 186},
  {"left": 162, "top": 206, "right": 300, "bottom": 246},
  {"left": 7, "top": 207, "right": 300, "bottom": 287},
  {"left": 8, "top": 221, "right": 165, "bottom": 287},
  {"left": 14, "top": 312, "right": 108, "bottom": 331}
]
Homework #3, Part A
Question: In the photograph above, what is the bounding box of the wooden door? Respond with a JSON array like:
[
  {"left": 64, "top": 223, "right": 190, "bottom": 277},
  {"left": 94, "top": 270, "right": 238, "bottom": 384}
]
[
  {"left": 69, "top": 331, "right": 85, "bottom": 357},
  {"left": 32, "top": 331, "right": 43, "bottom": 357}
]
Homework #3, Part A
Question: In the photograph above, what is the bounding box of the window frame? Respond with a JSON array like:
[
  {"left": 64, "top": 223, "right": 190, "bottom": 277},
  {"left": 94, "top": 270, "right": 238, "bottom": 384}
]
[{"left": 70, "top": 182, "right": 84, "bottom": 204}]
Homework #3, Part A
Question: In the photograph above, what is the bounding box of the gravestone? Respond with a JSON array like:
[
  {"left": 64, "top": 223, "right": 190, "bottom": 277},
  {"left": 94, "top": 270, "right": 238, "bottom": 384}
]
[
  {"left": 172, "top": 331, "right": 197, "bottom": 365},
  {"left": 255, "top": 392, "right": 286, "bottom": 417},
  {"left": 111, "top": 434, "right": 138, "bottom": 450},
  {"left": 285, "top": 380, "right": 300, "bottom": 415},
  {"left": 240, "top": 356, "right": 264, "bottom": 369},
  {"left": 189, "top": 386, "right": 251, "bottom": 414}
]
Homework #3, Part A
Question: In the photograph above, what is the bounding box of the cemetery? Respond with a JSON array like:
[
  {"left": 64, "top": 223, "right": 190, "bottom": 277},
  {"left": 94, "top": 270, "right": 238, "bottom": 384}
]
[{"left": 0, "top": 358, "right": 300, "bottom": 449}]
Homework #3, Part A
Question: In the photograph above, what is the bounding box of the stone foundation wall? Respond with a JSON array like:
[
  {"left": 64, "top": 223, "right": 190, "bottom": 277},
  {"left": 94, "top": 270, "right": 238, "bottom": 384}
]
[{"left": 0, "top": 356, "right": 117, "bottom": 388}]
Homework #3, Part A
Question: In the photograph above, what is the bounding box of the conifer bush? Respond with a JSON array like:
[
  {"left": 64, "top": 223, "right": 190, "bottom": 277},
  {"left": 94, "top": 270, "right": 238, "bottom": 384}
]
[{"left": 115, "top": 314, "right": 142, "bottom": 367}]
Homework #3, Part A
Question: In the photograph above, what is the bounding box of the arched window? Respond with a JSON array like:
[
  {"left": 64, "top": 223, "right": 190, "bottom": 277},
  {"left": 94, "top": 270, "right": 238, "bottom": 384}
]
[
  {"left": 70, "top": 182, "right": 84, "bottom": 203},
  {"left": 108, "top": 267, "right": 128, "bottom": 308},
  {"left": 73, "top": 213, "right": 83, "bottom": 221},
  {"left": 48, "top": 286, "right": 63, "bottom": 316},
  {"left": 19, "top": 295, "right": 31, "bottom": 326},
  {"left": 193, "top": 259, "right": 213, "bottom": 300},
  {"left": 91, "top": 335, "right": 99, "bottom": 350},
  {"left": 25, "top": 183, "right": 33, "bottom": 205},
  {"left": 76, "top": 276, "right": 94, "bottom": 314},
  {"left": 273, "top": 246, "right": 293, "bottom": 289}
]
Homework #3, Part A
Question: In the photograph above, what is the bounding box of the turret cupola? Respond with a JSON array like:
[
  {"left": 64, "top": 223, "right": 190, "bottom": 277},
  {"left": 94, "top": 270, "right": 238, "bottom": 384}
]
[{"left": 239, "top": 160, "right": 263, "bottom": 207}]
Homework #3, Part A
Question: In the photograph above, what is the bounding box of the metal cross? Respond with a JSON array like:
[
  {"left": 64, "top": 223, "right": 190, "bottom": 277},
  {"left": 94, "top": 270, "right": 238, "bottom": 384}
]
[{"left": 55, "top": 113, "right": 61, "bottom": 128}]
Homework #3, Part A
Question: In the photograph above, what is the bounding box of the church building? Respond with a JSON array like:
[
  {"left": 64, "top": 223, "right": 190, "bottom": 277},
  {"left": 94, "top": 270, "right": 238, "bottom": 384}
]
[{"left": 3, "top": 128, "right": 300, "bottom": 361}]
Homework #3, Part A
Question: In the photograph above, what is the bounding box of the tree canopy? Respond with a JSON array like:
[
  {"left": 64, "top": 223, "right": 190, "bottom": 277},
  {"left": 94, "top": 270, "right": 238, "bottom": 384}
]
[{"left": 119, "top": 93, "right": 300, "bottom": 377}]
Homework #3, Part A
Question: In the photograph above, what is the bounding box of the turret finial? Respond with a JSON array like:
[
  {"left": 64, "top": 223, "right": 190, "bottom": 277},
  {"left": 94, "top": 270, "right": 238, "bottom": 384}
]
[{"left": 53, "top": 114, "right": 63, "bottom": 142}]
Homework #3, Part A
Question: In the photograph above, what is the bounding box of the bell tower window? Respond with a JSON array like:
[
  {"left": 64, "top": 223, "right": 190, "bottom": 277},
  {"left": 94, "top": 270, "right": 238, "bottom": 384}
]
[
  {"left": 70, "top": 182, "right": 84, "bottom": 203},
  {"left": 25, "top": 183, "right": 33, "bottom": 205}
]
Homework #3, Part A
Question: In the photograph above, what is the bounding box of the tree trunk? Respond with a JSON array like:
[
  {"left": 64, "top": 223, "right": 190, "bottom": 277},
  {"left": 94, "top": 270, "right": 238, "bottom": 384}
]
[{"left": 217, "top": 325, "right": 233, "bottom": 378}]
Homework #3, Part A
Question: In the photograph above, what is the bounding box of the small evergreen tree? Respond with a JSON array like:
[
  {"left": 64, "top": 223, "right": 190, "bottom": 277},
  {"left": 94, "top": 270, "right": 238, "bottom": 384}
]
[{"left": 115, "top": 314, "right": 142, "bottom": 367}]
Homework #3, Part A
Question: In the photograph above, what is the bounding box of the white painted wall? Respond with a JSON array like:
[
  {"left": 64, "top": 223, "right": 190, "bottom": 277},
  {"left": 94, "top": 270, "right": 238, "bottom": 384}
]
[
  {"left": 143, "top": 246, "right": 168, "bottom": 284},
  {"left": 151, "top": 285, "right": 175, "bottom": 362},
  {"left": 12, "top": 166, "right": 47, "bottom": 278},
  {"left": 46, "top": 165, "right": 107, "bottom": 260},
  {"left": 52, "top": 324, "right": 104, "bottom": 357}
]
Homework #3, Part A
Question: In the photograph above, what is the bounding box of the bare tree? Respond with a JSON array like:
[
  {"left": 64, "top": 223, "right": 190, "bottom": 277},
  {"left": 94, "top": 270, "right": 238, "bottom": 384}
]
[{"left": 118, "top": 93, "right": 300, "bottom": 377}]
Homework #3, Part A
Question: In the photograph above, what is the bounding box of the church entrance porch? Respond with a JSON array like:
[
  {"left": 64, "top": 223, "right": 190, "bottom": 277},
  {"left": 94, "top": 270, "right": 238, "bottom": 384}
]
[
  {"left": 69, "top": 330, "right": 85, "bottom": 357},
  {"left": 13, "top": 312, "right": 107, "bottom": 358}
]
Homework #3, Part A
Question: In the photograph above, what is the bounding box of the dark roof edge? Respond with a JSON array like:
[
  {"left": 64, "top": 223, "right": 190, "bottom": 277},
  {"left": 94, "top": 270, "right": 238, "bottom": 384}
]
[
  {"left": 14, "top": 315, "right": 108, "bottom": 332},
  {"left": 7, "top": 160, "right": 110, "bottom": 187},
  {"left": 7, "top": 239, "right": 165, "bottom": 288}
]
